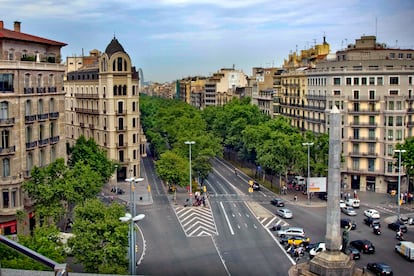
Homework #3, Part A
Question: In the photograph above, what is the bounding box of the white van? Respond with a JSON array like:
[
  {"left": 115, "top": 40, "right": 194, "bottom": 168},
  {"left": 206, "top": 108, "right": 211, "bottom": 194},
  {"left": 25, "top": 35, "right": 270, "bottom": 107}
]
[
  {"left": 345, "top": 198, "right": 360, "bottom": 208},
  {"left": 294, "top": 176, "right": 306, "bottom": 186}
]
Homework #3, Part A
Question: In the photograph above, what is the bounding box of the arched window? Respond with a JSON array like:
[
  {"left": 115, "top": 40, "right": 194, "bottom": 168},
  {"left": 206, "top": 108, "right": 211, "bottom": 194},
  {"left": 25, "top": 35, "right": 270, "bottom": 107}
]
[
  {"left": 124, "top": 60, "right": 127, "bottom": 71},
  {"left": 117, "top": 57, "right": 123, "bottom": 71},
  {"left": 48, "top": 74, "right": 54, "bottom": 87},
  {"left": 3, "top": 158, "right": 10, "bottom": 177},
  {"left": 25, "top": 126, "right": 32, "bottom": 142},
  {"left": 38, "top": 99, "right": 43, "bottom": 114},
  {"left": 24, "top": 73, "right": 30, "bottom": 88},
  {"left": 49, "top": 98, "right": 55, "bottom": 112},
  {"left": 118, "top": 101, "right": 123, "bottom": 114},
  {"left": 37, "top": 74, "right": 42, "bottom": 88},
  {"left": 39, "top": 124, "right": 44, "bottom": 140},
  {"left": 25, "top": 100, "right": 32, "bottom": 116},
  {"left": 113, "top": 60, "right": 116, "bottom": 71},
  {"left": 132, "top": 102, "right": 136, "bottom": 112},
  {"left": 118, "top": 134, "right": 124, "bottom": 146},
  {"left": 0, "top": 101, "right": 9, "bottom": 120},
  {"left": 132, "top": 118, "right": 136, "bottom": 128},
  {"left": 50, "top": 122, "right": 55, "bottom": 137},
  {"left": 1, "top": 129, "right": 9, "bottom": 148},
  {"left": 118, "top": 117, "right": 124, "bottom": 130}
]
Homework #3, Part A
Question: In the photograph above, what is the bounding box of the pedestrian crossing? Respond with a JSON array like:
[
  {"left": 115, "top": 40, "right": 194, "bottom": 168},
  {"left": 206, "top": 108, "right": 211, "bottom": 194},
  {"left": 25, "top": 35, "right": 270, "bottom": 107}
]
[{"left": 174, "top": 206, "right": 218, "bottom": 237}]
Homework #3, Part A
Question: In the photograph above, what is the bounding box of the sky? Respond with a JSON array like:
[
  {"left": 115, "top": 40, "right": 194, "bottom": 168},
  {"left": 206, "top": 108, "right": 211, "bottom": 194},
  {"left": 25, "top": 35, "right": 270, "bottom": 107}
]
[{"left": 1, "top": 0, "right": 414, "bottom": 83}]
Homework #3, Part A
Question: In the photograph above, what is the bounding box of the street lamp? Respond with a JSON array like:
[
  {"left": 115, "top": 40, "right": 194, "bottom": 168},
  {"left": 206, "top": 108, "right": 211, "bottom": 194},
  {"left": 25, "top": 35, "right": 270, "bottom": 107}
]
[
  {"left": 119, "top": 212, "right": 145, "bottom": 275},
  {"left": 184, "top": 141, "right": 195, "bottom": 206},
  {"left": 394, "top": 149, "right": 406, "bottom": 221},
  {"left": 302, "top": 142, "right": 314, "bottom": 204},
  {"left": 124, "top": 177, "right": 144, "bottom": 275}
]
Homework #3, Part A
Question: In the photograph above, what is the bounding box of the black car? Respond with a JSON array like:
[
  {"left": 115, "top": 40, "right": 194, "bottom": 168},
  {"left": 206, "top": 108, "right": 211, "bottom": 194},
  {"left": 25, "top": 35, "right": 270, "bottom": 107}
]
[
  {"left": 344, "top": 246, "right": 360, "bottom": 260},
  {"left": 270, "top": 198, "right": 285, "bottom": 207},
  {"left": 388, "top": 221, "right": 408, "bottom": 233},
  {"left": 364, "top": 217, "right": 381, "bottom": 227},
  {"left": 341, "top": 218, "right": 356, "bottom": 230},
  {"left": 317, "top": 192, "right": 327, "bottom": 200},
  {"left": 252, "top": 181, "right": 260, "bottom": 191},
  {"left": 349, "top": 239, "right": 375, "bottom": 254},
  {"left": 366, "top": 262, "right": 393, "bottom": 275}
]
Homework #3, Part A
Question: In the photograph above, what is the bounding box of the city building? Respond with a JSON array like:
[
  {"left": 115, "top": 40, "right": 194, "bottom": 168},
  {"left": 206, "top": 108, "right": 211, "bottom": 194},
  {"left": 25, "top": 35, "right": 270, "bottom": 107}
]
[
  {"left": 303, "top": 35, "right": 414, "bottom": 193},
  {"left": 0, "top": 20, "right": 67, "bottom": 235},
  {"left": 65, "top": 37, "right": 146, "bottom": 182}
]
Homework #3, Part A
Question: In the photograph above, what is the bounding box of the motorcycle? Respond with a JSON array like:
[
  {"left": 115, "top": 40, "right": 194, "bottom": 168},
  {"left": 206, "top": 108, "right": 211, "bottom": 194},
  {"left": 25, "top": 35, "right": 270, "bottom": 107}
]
[
  {"left": 372, "top": 225, "right": 381, "bottom": 235},
  {"left": 396, "top": 231, "right": 404, "bottom": 241}
]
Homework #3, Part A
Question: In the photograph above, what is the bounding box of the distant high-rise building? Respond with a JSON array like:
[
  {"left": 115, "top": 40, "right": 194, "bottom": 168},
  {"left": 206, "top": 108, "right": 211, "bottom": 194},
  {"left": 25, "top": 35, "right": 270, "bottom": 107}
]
[
  {"left": 138, "top": 68, "right": 144, "bottom": 92},
  {"left": 0, "top": 21, "right": 67, "bottom": 235}
]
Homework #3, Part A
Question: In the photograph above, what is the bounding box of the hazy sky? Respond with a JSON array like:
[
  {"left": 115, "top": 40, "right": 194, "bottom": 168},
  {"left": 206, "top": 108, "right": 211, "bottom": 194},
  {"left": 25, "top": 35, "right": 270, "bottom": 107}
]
[{"left": 2, "top": 0, "right": 414, "bottom": 82}]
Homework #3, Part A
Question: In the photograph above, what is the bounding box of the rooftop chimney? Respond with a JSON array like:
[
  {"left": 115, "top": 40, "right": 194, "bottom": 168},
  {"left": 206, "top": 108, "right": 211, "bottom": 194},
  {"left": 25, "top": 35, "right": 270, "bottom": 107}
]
[
  {"left": 0, "top": 21, "right": 4, "bottom": 29},
  {"left": 14, "top": 21, "right": 21, "bottom": 32}
]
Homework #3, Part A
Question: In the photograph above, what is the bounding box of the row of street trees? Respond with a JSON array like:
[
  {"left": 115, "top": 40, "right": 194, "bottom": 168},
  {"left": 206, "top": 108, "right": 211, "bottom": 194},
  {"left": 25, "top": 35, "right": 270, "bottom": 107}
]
[
  {"left": 140, "top": 95, "right": 330, "bottom": 190},
  {"left": 0, "top": 136, "right": 130, "bottom": 274}
]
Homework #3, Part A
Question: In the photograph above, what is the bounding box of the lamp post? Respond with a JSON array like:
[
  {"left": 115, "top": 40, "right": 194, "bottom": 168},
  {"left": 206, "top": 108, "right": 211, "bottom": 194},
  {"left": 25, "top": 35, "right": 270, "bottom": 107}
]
[
  {"left": 394, "top": 149, "right": 406, "bottom": 221},
  {"left": 114, "top": 164, "right": 118, "bottom": 193},
  {"left": 302, "top": 142, "right": 314, "bottom": 204},
  {"left": 124, "top": 177, "right": 144, "bottom": 275},
  {"left": 119, "top": 212, "right": 145, "bottom": 275},
  {"left": 184, "top": 141, "right": 195, "bottom": 206}
]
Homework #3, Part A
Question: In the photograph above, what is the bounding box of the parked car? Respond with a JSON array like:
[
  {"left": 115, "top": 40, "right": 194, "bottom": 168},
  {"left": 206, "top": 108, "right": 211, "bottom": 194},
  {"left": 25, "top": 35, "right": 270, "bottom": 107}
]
[
  {"left": 277, "top": 208, "right": 293, "bottom": 219},
  {"left": 349, "top": 239, "right": 375, "bottom": 254},
  {"left": 364, "top": 209, "right": 380, "bottom": 219},
  {"left": 344, "top": 246, "right": 360, "bottom": 260},
  {"left": 309, "top": 242, "right": 342, "bottom": 258},
  {"left": 388, "top": 221, "right": 408, "bottom": 233},
  {"left": 270, "top": 198, "right": 285, "bottom": 207},
  {"left": 341, "top": 206, "right": 357, "bottom": 216},
  {"left": 364, "top": 217, "right": 381, "bottom": 227},
  {"left": 366, "top": 262, "right": 393, "bottom": 275},
  {"left": 305, "top": 241, "right": 323, "bottom": 253},
  {"left": 277, "top": 227, "right": 305, "bottom": 237},
  {"left": 341, "top": 218, "right": 356, "bottom": 230},
  {"left": 339, "top": 200, "right": 346, "bottom": 208},
  {"left": 287, "top": 236, "right": 310, "bottom": 246},
  {"left": 345, "top": 198, "right": 360, "bottom": 208},
  {"left": 317, "top": 192, "right": 327, "bottom": 201}
]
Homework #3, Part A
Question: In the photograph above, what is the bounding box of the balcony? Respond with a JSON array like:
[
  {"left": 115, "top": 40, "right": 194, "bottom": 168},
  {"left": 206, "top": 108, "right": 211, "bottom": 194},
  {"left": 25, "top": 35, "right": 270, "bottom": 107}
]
[
  {"left": 350, "top": 122, "right": 377, "bottom": 127},
  {"left": 347, "top": 109, "right": 380, "bottom": 115},
  {"left": 0, "top": 145, "right": 16, "bottom": 155},
  {"left": 26, "top": 141, "right": 38, "bottom": 150},
  {"left": 74, "top": 93, "right": 99, "bottom": 99},
  {"left": 50, "top": 136, "right": 60, "bottom": 144},
  {"left": 37, "top": 113, "right": 49, "bottom": 121},
  {"left": 115, "top": 126, "right": 127, "bottom": 132},
  {"left": 80, "top": 122, "right": 85, "bottom": 127},
  {"left": 49, "top": 112, "right": 59, "bottom": 119},
  {"left": 75, "top": 108, "right": 99, "bottom": 115},
  {"left": 348, "top": 136, "right": 378, "bottom": 142},
  {"left": 347, "top": 96, "right": 380, "bottom": 102},
  {"left": 349, "top": 151, "right": 378, "bottom": 157},
  {"left": 25, "top": 115, "right": 37, "bottom": 123},
  {"left": 0, "top": 118, "right": 15, "bottom": 127},
  {"left": 116, "top": 143, "right": 128, "bottom": 148},
  {"left": 38, "top": 138, "right": 49, "bottom": 147},
  {"left": 36, "top": 87, "right": 46, "bottom": 93},
  {"left": 89, "top": 124, "right": 95, "bottom": 130},
  {"left": 47, "top": 87, "right": 57, "bottom": 93}
]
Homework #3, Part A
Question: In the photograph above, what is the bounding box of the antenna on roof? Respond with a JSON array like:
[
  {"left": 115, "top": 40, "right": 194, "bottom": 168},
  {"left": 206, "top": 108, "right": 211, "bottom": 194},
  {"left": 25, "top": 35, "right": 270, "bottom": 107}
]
[{"left": 375, "top": 17, "right": 378, "bottom": 38}]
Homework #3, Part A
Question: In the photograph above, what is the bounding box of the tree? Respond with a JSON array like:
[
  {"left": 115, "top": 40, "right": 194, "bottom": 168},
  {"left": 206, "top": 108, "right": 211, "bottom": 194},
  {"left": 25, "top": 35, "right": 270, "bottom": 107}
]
[
  {"left": 0, "top": 224, "right": 65, "bottom": 271},
  {"left": 155, "top": 151, "right": 189, "bottom": 187},
  {"left": 68, "top": 135, "right": 115, "bottom": 183},
  {"left": 68, "top": 199, "right": 128, "bottom": 274}
]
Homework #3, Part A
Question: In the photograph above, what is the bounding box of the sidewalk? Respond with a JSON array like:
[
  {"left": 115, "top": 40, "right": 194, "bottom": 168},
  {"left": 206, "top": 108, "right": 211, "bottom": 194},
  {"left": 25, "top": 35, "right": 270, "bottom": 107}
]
[{"left": 102, "top": 179, "right": 154, "bottom": 207}]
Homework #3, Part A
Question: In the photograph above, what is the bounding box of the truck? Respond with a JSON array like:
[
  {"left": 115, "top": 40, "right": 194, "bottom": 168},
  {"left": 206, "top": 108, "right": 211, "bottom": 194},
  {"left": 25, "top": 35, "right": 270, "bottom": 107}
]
[{"left": 395, "top": 241, "right": 414, "bottom": 260}]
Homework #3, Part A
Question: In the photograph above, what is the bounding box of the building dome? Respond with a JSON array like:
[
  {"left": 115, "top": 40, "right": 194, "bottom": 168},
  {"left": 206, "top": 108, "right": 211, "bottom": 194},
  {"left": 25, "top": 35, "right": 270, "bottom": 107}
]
[{"left": 105, "top": 37, "right": 126, "bottom": 57}]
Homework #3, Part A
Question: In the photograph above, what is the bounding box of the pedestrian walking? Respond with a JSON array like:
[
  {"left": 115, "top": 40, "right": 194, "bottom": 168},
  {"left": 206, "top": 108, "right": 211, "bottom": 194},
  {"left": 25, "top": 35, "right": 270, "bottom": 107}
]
[{"left": 294, "top": 194, "right": 297, "bottom": 202}]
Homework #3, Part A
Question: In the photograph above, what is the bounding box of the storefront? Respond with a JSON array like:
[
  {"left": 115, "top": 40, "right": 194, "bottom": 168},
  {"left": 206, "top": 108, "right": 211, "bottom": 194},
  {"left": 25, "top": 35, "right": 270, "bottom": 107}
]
[{"left": 366, "top": 176, "right": 376, "bottom": 192}]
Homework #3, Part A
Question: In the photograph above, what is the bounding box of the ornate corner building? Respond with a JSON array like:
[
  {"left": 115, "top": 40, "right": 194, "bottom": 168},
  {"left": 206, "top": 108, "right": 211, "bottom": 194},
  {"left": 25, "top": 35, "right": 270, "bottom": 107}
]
[
  {"left": 0, "top": 21, "right": 67, "bottom": 234},
  {"left": 65, "top": 37, "right": 146, "bottom": 182}
]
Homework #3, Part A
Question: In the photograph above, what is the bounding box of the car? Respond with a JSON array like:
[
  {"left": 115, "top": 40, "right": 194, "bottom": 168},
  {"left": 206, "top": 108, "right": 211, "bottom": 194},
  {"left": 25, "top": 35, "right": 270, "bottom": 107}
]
[
  {"left": 364, "top": 209, "right": 380, "bottom": 219},
  {"left": 270, "top": 198, "right": 285, "bottom": 207},
  {"left": 349, "top": 239, "right": 375, "bottom": 254},
  {"left": 344, "top": 246, "right": 360, "bottom": 260},
  {"left": 287, "top": 236, "right": 310, "bottom": 246},
  {"left": 341, "top": 206, "right": 357, "bottom": 216},
  {"left": 364, "top": 217, "right": 381, "bottom": 227},
  {"left": 277, "top": 227, "right": 305, "bottom": 237},
  {"left": 345, "top": 198, "right": 360, "bottom": 208},
  {"left": 277, "top": 208, "right": 293, "bottom": 219},
  {"left": 339, "top": 200, "right": 346, "bottom": 208},
  {"left": 366, "top": 262, "right": 393, "bottom": 275},
  {"left": 341, "top": 218, "right": 356, "bottom": 230},
  {"left": 305, "top": 241, "right": 323, "bottom": 253},
  {"left": 388, "top": 221, "right": 408, "bottom": 233},
  {"left": 317, "top": 192, "right": 328, "bottom": 200}
]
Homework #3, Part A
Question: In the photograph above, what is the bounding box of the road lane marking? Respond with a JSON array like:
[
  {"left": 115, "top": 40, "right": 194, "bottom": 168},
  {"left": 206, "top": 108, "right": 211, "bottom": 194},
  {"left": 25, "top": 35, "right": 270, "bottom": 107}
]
[{"left": 220, "top": 201, "right": 234, "bottom": 235}]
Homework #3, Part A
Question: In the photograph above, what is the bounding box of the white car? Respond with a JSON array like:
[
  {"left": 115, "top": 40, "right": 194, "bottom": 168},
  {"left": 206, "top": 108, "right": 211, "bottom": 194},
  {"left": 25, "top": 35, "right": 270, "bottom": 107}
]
[
  {"left": 364, "top": 209, "right": 380, "bottom": 219},
  {"left": 277, "top": 208, "right": 293, "bottom": 219},
  {"left": 339, "top": 200, "right": 346, "bottom": 208},
  {"left": 341, "top": 206, "right": 357, "bottom": 216}
]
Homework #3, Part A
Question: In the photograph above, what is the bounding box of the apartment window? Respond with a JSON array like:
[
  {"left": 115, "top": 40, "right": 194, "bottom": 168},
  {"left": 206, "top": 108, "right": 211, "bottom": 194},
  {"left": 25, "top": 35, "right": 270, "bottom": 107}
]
[
  {"left": 2, "top": 189, "right": 9, "bottom": 208},
  {"left": 353, "top": 143, "right": 359, "bottom": 153},
  {"left": 0, "top": 102, "right": 9, "bottom": 120},
  {"left": 1, "top": 130, "right": 9, "bottom": 148},
  {"left": 369, "top": 116, "right": 375, "bottom": 125},
  {"left": 51, "top": 146, "right": 56, "bottom": 162},
  {"left": 396, "top": 101, "right": 402, "bottom": 110},
  {"left": 396, "top": 130, "right": 403, "bottom": 141},
  {"left": 353, "top": 116, "right": 359, "bottom": 125},
  {"left": 353, "top": 77, "right": 359, "bottom": 85},
  {"left": 409, "top": 76, "right": 413, "bottom": 85},
  {"left": 37, "top": 74, "right": 42, "bottom": 88},
  {"left": 388, "top": 116, "right": 394, "bottom": 126},
  {"left": 24, "top": 73, "right": 31, "bottom": 88},
  {"left": 346, "top": 78, "right": 352, "bottom": 85},
  {"left": 390, "top": 53, "right": 396, "bottom": 59},
  {"left": 11, "top": 189, "right": 17, "bottom": 208},
  {"left": 388, "top": 101, "right": 394, "bottom": 110},
  {"left": 353, "top": 102, "right": 360, "bottom": 112},
  {"left": 369, "top": 90, "right": 375, "bottom": 100},
  {"left": 390, "top": 76, "right": 399, "bottom": 85},
  {"left": 377, "top": 77, "right": 383, "bottom": 85},
  {"left": 133, "top": 150, "right": 137, "bottom": 160},
  {"left": 2, "top": 158, "right": 10, "bottom": 177},
  {"left": 352, "top": 159, "right": 359, "bottom": 170},
  {"left": 368, "top": 128, "right": 376, "bottom": 139},
  {"left": 353, "top": 90, "right": 359, "bottom": 100},
  {"left": 390, "top": 90, "right": 398, "bottom": 96},
  {"left": 387, "top": 145, "right": 394, "bottom": 156},
  {"left": 39, "top": 124, "right": 44, "bottom": 140},
  {"left": 398, "top": 53, "right": 404, "bottom": 59},
  {"left": 388, "top": 129, "right": 393, "bottom": 140},
  {"left": 39, "top": 149, "right": 45, "bottom": 167},
  {"left": 133, "top": 134, "right": 136, "bottom": 143},
  {"left": 397, "top": 116, "right": 403, "bottom": 126},
  {"left": 368, "top": 159, "right": 375, "bottom": 172},
  {"left": 333, "top": 78, "right": 341, "bottom": 85},
  {"left": 368, "top": 143, "right": 375, "bottom": 154},
  {"left": 334, "top": 90, "right": 341, "bottom": 96},
  {"left": 132, "top": 102, "right": 136, "bottom": 112},
  {"left": 361, "top": 77, "right": 367, "bottom": 85},
  {"left": 0, "top": 74, "right": 14, "bottom": 92},
  {"left": 25, "top": 126, "right": 32, "bottom": 142},
  {"left": 408, "top": 53, "right": 412, "bottom": 59},
  {"left": 118, "top": 134, "right": 124, "bottom": 146},
  {"left": 387, "top": 161, "right": 393, "bottom": 173},
  {"left": 369, "top": 77, "right": 375, "bottom": 85},
  {"left": 117, "top": 57, "right": 123, "bottom": 71},
  {"left": 119, "top": 150, "right": 124, "bottom": 162},
  {"left": 353, "top": 128, "right": 359, "bottom": 139}
]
